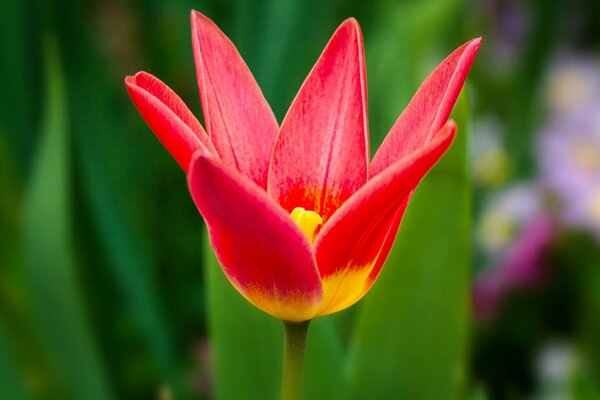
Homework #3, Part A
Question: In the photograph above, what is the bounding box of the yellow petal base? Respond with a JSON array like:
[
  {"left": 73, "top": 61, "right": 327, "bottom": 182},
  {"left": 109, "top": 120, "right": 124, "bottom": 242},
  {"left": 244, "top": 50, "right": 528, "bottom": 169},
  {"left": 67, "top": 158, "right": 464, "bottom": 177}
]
[{"left": 315, "top": 263, "right": 375, "bottom": 317}]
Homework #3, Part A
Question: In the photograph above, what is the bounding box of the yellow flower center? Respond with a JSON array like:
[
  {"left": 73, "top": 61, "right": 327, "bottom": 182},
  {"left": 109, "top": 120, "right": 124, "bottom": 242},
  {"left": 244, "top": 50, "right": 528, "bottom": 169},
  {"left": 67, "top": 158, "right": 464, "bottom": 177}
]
[{"left": 290, "top": 207, "right": 323, "bottom": 245}]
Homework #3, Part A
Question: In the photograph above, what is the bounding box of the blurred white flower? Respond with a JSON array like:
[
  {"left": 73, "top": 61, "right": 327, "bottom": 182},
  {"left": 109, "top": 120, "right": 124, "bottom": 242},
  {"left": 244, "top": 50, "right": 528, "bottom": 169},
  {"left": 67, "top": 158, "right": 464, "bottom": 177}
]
[{"left": 535, "top": 342, "right": 578, "bottom": 400}]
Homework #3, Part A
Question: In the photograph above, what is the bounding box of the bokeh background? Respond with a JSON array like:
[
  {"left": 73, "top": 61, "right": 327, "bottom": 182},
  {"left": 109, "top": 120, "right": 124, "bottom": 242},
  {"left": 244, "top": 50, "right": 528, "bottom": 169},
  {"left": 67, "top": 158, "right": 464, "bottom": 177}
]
[{"left": 1, "top": 0, "right": 600, "bottom": 399}]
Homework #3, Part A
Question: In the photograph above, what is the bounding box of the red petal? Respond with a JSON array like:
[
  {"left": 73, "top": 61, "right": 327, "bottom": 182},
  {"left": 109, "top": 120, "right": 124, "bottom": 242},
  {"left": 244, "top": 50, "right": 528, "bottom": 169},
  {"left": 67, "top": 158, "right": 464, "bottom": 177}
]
[
  {"left": 313, "top": 122, "right": 456, "bottom": 316},
  {"left": 125, "top": 72, "right": 216, "bottom": 172},
  {"left": 188, "top": 154, "right": 322, "bottom": 322},
  {"left": 370, "top": 38, "right": 480, "bottom": 176},
  {"left": 268, "top": 18, "right": 369, "bottom": 221},
  {"left": 191, "top": 11, "right": 278, "bottom": 188}
]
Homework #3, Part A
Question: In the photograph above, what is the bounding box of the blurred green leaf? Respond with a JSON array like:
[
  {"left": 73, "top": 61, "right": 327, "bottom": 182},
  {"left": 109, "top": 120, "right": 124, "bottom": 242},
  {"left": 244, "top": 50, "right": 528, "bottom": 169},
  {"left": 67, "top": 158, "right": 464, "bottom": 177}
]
[
  {"left": 55, "top": 0, "right": 180, "bottom": 391},
  {"left": 577, "top": 239, "right": 600, "bottom": 393},
  {"left": 0, "top": 319, "right": 30, "bottom": 400},
  {"left": 470, "top": 385, "right": 488, "bottom": 400},
  {"left": 301, "top": 318, "right": 346, "bottom": 400},
  {"left": 571, "top": 366, "right": 600, "bottom": 400},
  {"left": 0, "top": 133, "right": 21, "bottom": 279},
  {"left": 0, "top": 0, "right": 38, "bottom": 176},
  {"left": 22, "top": 36, "right": 112, "bottom": 400},
  {"left": 349, "top": 94, "right": 471, "bottom": 399}
]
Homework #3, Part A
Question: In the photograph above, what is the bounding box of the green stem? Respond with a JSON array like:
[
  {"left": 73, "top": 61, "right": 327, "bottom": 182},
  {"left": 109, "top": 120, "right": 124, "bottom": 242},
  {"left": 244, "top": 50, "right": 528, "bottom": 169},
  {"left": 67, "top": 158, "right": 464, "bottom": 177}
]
[{"left": 280, "top": 320, "right": 310, "bottom": 400}]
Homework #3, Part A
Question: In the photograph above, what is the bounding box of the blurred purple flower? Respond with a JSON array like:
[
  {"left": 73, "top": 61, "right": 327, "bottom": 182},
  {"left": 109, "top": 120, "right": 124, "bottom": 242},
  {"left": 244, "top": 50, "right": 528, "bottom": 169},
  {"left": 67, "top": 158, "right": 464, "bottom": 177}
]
[
  {"left": 545, "top": 54, "right": 600, "bottom": 115},
  {"left": 474, "top": 184, "right": 556, "bottom": 320},
  {"left": 538, "top": 55, "right": 600, "bottom": 239}
]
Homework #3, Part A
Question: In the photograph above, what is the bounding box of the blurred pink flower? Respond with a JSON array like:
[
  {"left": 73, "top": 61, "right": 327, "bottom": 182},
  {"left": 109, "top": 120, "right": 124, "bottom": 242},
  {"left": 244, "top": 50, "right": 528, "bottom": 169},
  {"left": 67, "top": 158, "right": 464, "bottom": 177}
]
[{"left": 473, "top": 184, "right": 556, "bottom": 320}]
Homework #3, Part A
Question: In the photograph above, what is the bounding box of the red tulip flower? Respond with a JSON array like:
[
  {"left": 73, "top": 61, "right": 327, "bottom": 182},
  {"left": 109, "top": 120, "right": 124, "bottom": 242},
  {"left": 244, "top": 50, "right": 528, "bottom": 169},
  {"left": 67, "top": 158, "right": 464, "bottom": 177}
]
[{"left": 125, "top": 11, "right": 480, "bottom": 323}]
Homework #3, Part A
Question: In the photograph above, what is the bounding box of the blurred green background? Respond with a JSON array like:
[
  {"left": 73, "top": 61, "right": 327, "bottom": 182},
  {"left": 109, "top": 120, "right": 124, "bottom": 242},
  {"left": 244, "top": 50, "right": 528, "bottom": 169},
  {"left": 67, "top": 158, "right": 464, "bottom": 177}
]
[{"left": 2, "top": 0, "right": 600, "bottom": 399}]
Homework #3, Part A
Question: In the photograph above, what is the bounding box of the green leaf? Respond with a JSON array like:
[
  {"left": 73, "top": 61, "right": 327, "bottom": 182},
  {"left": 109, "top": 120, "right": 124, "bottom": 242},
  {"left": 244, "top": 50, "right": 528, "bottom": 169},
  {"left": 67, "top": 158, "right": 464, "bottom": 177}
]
[
  {"left": 0, "top": 319, "right": 30, "bottom": 400},
  {"left": 58, "top": 0, "right": 179, "bottom": 388},
  {"left": 301, "top": 318, "right": 346, "bottom": 400},
  {"left": 22, "top": 36, "right": 112, "bottom": 400},
  {"left": 203, "top": 234, "right": 345, "bottom": 400},
  {"left": 470, "top": 386, "right": 489, "bottom": 400},
  {"left": 0, "top": 0, "right": 38, "bottom": 176},
  {"left": 349, "top": 94, "right": 471, "bottom": 400}
]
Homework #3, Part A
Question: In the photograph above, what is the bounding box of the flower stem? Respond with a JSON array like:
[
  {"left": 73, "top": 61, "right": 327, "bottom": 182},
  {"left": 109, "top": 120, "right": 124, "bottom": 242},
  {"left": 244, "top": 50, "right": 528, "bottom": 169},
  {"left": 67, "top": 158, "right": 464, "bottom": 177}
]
[{"left": 281, "top": 320, "right": 310, "bottom": 400}]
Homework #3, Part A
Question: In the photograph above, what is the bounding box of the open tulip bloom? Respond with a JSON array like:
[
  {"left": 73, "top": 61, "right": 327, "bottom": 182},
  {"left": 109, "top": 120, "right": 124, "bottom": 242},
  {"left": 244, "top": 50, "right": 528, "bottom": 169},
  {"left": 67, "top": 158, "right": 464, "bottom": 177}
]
[{"left": 126, "top": 10, "right": 479, "bottom": 397}]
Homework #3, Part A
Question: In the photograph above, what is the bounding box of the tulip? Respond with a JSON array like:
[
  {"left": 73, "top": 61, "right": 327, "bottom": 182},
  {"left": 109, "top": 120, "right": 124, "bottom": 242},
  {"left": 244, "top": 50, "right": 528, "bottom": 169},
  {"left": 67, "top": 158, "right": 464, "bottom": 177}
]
[{"left": 126, "top": 10, "right": 480, "bottom": 398}]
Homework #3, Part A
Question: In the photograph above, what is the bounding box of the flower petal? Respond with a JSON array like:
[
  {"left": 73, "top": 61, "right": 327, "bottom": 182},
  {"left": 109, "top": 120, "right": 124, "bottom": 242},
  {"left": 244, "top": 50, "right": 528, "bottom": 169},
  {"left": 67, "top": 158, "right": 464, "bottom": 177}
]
[
  {"left": 191, "top": 10, "right": 278, "bottom": 188},
  {"left": 268, "top": 18, "right": 369, "bottom": 221},
  {"left": 313, "top": 122, "right": 457, "bottom": 316},
  {"left": 370, "top": 38, "right": 480, "bottom": 177},
  {"left": 125, "top": 72, "right": 216, "bottom": 172},
  {"left": 188, "top": 154, "right": 322, "bottom": 322}
]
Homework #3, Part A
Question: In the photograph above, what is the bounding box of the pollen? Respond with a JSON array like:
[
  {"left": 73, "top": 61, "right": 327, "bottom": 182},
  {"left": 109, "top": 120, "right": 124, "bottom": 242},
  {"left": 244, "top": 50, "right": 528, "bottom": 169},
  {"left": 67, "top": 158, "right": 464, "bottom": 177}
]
[{"left": 290, "top": 207, "right": 323, "bottom": 245}]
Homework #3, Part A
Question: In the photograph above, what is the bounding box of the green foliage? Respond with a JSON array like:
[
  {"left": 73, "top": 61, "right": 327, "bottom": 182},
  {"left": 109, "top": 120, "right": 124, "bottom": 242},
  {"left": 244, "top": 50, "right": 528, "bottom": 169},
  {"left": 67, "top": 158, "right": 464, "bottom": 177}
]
[
  {"left": 22, "top": 37, "right": 112, "bottom": 400},
  {"left": 0, "top": 319, "right": 30, "bottom": 400}
]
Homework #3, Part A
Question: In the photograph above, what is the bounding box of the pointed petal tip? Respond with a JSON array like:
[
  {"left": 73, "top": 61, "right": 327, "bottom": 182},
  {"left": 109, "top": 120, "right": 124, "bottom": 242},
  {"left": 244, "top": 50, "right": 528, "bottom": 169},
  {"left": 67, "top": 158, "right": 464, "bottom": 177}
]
[
  {"left": 341, "top": 17, "right": 360, "bottom": 29},
  {"left": 190, "top": 9, "right": 222, "bottom": 32},
  {"left": 468, "top": 36, "right": 483, "bottom": 53},
  {"left": 370, "top": 36, "right": 479, "bottom": 176},
  {"left": 190, "top": 9, "right": 212, "bottom": 24},
  {"left": 450, "top": 37, "right": 482, "bottom": 67},
  {"left": 460, "top": 37, "right": 482, "bottom": 62},
  {"left": 190, "top": 9, "right": 217, "bottom": 33},
  {"left": 337, "top": 17, "right": 362, "bottom": 39}
]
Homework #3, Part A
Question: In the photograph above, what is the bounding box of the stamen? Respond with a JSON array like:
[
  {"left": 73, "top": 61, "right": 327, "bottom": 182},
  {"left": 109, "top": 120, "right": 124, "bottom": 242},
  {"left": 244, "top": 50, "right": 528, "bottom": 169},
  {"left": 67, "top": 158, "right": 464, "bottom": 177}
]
[{"left": 290, "top": 207, "right": 323, "bottom": 245}]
